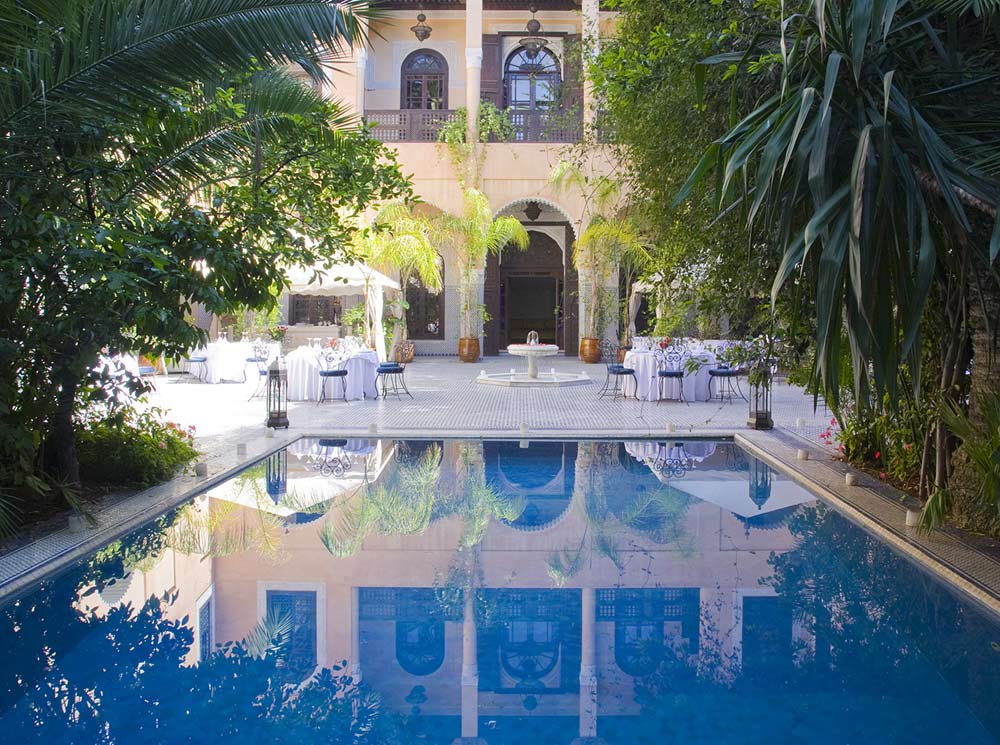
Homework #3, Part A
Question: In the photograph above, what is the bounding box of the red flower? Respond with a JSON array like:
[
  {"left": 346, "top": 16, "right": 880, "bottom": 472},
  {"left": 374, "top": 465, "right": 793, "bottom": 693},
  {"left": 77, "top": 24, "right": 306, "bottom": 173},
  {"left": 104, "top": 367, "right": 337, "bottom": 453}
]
[
  {"left": 874, "top": 451, "right": 881, "bottom": 460},
  {"left": 903, "top": 443, "right": 912, "bottom": 451},
  {"left": 879, "top": 472, "right": 886, "bottom": 480},
  {"left": 830, "top": 417, "right": 837, "bottom": 426}
]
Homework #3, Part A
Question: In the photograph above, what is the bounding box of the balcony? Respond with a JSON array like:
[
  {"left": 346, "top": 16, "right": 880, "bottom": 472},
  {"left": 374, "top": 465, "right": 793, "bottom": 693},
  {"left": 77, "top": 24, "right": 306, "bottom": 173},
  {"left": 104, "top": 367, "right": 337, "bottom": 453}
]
[{"left": 365, "top": 108, "right": 584, "bottom": 144}]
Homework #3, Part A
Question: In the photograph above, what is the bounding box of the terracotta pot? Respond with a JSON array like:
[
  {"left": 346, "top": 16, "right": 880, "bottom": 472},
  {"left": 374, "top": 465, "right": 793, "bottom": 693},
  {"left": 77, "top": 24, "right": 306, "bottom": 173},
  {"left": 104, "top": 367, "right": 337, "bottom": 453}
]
[
  {"left": 579, "top": 337, "right": 601, "bottom": 363},
  {"left": 458, "top": 337, "right": 480, "bottom": 362}
]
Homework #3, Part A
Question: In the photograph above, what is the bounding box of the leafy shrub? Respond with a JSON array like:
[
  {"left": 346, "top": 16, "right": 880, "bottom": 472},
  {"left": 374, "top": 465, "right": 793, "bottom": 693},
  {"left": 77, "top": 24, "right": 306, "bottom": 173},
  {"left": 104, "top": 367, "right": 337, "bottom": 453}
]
[
  {"left": 833, "top": 394, "right": 927, "bottom": 488},
  {"left": 77, "top": 407, "right": 197, "bottom": 487}
]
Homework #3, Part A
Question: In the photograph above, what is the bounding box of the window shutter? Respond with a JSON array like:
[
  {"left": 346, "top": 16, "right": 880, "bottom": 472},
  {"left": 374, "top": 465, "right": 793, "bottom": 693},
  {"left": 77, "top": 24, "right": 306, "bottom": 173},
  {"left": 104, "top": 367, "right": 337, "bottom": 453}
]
[{"left": 481, "top": 34, "right": 503, "bottom": 108}]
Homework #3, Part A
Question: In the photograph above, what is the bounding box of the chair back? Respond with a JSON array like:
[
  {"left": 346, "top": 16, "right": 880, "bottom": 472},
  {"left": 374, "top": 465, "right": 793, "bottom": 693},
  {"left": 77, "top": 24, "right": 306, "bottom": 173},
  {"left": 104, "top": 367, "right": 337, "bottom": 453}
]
[
  {"left": 665, "top": 343, "right": 688, "bottom": 371},
  {"left": 318, "top": 349, "right": 347, "bottom": 372},
  {"left": 250, "top": 341, "right": 270, "bottom": 371},
  {"left": 599, "top": 339, "right": 621, "bottom": 370}
]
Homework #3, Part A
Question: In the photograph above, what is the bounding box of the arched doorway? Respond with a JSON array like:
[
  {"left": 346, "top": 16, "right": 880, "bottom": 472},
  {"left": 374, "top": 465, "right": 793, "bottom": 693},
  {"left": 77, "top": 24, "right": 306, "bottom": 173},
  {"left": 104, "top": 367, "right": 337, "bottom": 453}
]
[{"left": 484, "top": 203, "right": 578, "bottom": 355}]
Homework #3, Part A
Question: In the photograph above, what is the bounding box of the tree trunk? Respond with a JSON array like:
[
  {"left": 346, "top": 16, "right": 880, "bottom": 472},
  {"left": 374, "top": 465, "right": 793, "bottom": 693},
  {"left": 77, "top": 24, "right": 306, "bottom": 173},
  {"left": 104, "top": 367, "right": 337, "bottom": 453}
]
[
  {"left": 44, "top": 366, "right": 81, "bottom": 486},
  {"left": 967, "top": 273, "right": 1000, "bottom": 428}
]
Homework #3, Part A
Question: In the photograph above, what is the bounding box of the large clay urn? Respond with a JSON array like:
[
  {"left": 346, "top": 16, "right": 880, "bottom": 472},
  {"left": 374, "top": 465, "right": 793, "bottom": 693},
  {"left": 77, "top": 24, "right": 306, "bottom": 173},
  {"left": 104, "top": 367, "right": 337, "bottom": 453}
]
[
  {"left": 458, "top": 337, "right": 480, "bottom": 362},
  {"left": 579, "top": 337, "right": 601, "bottom": 363}
]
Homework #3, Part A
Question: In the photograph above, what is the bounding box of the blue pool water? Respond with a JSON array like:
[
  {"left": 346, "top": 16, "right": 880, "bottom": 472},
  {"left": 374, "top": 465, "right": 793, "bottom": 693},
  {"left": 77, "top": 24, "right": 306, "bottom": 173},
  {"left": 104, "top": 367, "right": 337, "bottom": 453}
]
[{"left": 2, "top": 438, "right": 999, "bottom": 744}]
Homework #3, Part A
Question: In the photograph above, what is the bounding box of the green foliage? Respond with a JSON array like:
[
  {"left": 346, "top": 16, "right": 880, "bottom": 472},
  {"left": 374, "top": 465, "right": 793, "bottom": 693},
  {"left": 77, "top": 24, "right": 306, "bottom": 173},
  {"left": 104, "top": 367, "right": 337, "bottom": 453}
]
[
  {"left": 79, "top": 507, "right": 184, "bottom": 590},
  {"left": 440, "top": 189, "right": 528, "bottom": 338},
  {"left": 437, "top": 102, "right": 514, "bottom": 186},
  {"left": 76, "top": 407, "right": 198, "bottom": 487},
  {"left": 0, "top": 1, "right": 412, "bottom": 506},
  {"left": 923, "top": 392, "right": 1000, "bottom": 529}
]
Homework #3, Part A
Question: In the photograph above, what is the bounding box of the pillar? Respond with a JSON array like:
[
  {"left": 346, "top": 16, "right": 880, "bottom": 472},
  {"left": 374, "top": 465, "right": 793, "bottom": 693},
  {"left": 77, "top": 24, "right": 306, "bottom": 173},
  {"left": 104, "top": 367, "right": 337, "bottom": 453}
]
[
  {"left": 465, "top": 0, "right": 483, "bottom": 142},
  {"left": 350, "top": 586, "right": 362, "bottom": 682},
  {"left": 581, "top": 0, "right": 600, "bottom": 128},
  {"left": 355, "top": 44, "right": 368, "bottom": 116},
  {"left": 578, "top": 587, "right": 598, "bottom": 740},
  {"left": 459, "top": 591, "right": 482, "bottom": 742}
]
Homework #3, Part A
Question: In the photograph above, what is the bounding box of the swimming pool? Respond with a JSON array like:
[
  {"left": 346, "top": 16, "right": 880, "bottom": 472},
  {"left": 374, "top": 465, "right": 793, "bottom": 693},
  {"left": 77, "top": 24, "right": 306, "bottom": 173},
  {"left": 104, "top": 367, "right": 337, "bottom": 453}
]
[{"left": 2, "top": 438, "right": 999, "bottom": 744}]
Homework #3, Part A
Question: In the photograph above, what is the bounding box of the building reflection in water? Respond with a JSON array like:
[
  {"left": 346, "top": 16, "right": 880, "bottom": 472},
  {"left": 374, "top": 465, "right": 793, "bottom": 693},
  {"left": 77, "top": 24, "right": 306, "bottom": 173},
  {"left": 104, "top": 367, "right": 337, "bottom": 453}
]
[{"left": 7, "top": 438, "right": 1000, "bottom": 744}]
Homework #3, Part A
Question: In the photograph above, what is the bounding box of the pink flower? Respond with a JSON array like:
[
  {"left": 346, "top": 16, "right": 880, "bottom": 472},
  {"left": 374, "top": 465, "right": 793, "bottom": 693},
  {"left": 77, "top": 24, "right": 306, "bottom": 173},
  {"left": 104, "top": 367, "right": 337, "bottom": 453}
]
[
  {"left": 903, "top": 443, "right": 912, "bottom": 451},
  {"left": 838, "top": 444, "right": 844, "bottom": 453},
  {"left": 158, "top": 441, "right": 167, "bottom": 450},
  {"left": 879, "top": 472, "right": 886, "bottom": 480},
  {"left": 830, "top": 417, "right": 837, "bottom": 425}
]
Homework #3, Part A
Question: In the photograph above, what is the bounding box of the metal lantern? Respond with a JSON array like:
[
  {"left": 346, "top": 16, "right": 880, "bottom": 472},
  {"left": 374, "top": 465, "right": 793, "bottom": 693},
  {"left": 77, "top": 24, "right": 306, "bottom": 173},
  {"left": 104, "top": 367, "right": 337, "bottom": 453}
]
[
  {"left": 519, "top": 6, "right": 548, "bottom": 59},
  {"left": 265, "top": 449, "right": 287, "bottom": 503},
  {"left": 410, "top": 13, "right": 432, "bottom": 42},
  {"left": 265, "top": 356, "right": 289, "bottom": 429},
  {"left": 748, "top": 456, "right": 772, "bottom": 511},
  {"left": 747, "top": 359, "right": 773, "bottom": 430}
]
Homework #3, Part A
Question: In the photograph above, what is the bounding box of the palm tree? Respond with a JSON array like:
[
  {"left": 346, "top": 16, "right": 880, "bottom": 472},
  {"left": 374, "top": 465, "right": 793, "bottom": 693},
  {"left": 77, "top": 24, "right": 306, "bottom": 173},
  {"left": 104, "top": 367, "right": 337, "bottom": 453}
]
[
  {"left": 361, "top": 203, "right": 442, "bottom": 359},
  {"left": 677, "top": 0, "right": 1000, "bottom": 506},
  {"left": 0, "top": 1, "right": 374, "bottom": 487},
  {"left": 441, "top": 189, "right": 529, "bottom": 356}
]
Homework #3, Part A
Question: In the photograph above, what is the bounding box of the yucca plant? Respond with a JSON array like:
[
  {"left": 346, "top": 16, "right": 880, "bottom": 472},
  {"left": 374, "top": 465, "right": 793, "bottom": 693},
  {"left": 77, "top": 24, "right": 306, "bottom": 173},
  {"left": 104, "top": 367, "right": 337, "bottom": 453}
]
[{"left": 677, "top": 0, "right": 1000, "bottom": 501}]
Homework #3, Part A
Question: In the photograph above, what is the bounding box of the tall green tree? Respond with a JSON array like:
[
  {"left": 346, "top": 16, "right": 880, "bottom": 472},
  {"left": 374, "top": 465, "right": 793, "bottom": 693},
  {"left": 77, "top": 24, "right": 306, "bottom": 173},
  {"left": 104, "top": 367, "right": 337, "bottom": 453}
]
[
  {"left": 676, "top": 0, "right": 1000, "bottom": 506},
  {"left": 0, "top": 1, "right": 409, "bottom": 506}
]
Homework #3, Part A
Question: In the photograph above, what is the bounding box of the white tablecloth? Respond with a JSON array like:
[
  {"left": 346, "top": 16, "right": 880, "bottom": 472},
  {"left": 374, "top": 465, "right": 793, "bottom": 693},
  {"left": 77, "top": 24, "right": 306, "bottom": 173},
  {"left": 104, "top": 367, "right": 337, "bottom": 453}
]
[
  {"left": 623, "top": 348, "right": 717, "bottom": 402},
  {"left": 188, "top": 340, "right": 278, "bottom": 384},
  {"left": 285, "top": 346, "right": 378, "bottom": 401}
]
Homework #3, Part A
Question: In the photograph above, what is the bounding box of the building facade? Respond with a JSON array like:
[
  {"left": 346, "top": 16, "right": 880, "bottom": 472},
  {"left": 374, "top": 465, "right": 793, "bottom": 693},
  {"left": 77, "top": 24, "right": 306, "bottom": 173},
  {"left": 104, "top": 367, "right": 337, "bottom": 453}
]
[{"left": 304, "top": 0, "right": 617, "bottom": 357}]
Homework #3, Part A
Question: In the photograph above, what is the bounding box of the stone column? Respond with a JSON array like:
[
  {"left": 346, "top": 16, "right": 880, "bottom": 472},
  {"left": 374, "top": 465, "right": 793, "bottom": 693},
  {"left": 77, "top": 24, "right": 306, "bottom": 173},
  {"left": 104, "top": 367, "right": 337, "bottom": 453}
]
[
  {"left": 355, "top": 44, "right": 368, "bottom": 117},
  {"left": 581, "top": 0, "right": 600, "bottom": 128},
  {"left": 458, "top": 591, "right": 483, "bottom": 743},
  {"left": 578, "top": 587, "right": 598, "bottom": 740},
  {"left": 350, "top": 586, "right": 362, "bottom": 682},
  {"left": 465, "top": 0, "right": 484, "bottom": 143}
]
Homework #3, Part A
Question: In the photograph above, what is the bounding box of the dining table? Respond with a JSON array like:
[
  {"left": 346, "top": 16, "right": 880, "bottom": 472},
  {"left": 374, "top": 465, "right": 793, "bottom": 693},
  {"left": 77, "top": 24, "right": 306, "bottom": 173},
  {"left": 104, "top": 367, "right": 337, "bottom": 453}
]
[
  {"left": 187, "top": 339, "right": 279, "bottom": 384},
  {"left": 622, "top": 340, "right": 730, "bottom": 402},
  {"left": 284, "top": 345, "right": 379, "bottom": 402}
]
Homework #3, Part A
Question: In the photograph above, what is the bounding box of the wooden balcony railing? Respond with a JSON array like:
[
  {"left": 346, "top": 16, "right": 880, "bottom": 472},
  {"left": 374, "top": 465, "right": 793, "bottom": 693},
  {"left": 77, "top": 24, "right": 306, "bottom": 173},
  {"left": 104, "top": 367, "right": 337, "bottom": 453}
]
[
  {"left": 365, "top": 109, "right": 459, "bottom": 143},
  {"left": 364, "top": 107, "right": 586, "bottom": 144}
]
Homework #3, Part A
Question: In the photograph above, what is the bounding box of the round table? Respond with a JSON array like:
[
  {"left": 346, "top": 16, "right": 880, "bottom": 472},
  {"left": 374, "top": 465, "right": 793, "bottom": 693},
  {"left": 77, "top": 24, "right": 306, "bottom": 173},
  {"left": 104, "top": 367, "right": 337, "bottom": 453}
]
[
  {"left": 284, "top": 346, "right": 379, "bottom": 401},
  {"left": 623, "top": 347, "right": 718, "bottom": 402},
  {"left": 507, "top": 343, "right": 560, "bottom": 379}
]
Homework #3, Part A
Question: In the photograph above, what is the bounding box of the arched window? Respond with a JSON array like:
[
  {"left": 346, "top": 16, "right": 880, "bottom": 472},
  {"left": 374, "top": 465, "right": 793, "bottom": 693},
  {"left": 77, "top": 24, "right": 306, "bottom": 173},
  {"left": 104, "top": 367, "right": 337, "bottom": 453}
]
[
  {"left": 401, "top": 50, "right": 448, "bottom": 110},
  {"left": 614, "top": 621, "right": 664, "bottom": 678},
  {"left": 500, "top": 620, "right": 561, "bottom": 685},
  {"left": 396, "top": 620, "right": 446, "bottom": 676},
  {"left": 405, "top": 254, "right": 444, "bottom": 340},
  {"left": 504, "top": 47, "right": 561, "bottom": 110}
]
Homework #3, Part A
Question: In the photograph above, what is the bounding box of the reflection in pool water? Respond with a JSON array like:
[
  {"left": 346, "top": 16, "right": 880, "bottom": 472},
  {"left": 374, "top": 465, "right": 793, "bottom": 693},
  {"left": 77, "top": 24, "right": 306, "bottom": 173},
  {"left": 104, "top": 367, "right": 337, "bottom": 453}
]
[{"left": 2, "top": 438, "right": 1000, "bottom": 744}]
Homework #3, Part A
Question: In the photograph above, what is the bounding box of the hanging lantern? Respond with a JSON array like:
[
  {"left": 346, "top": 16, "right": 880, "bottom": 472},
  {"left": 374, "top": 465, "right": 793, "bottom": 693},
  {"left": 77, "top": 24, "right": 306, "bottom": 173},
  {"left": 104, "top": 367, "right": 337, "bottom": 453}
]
[
  {"left": 266, "top": 356, "right": 289, "bottom": 429},
  {"left": 747, "top": 359, "right": 773, "bottom": 430},
  {"left": 410, "top": 13, "right": 432, "bottom": 42},
  {"left": 519, "top": 6, "right": 548, "bottom": 59},
  {"left": 265, "top": 449, "right": 287, "bottom": 503},
  {"left": 748, "top": 456, "right": 772, "bottom": 511}
]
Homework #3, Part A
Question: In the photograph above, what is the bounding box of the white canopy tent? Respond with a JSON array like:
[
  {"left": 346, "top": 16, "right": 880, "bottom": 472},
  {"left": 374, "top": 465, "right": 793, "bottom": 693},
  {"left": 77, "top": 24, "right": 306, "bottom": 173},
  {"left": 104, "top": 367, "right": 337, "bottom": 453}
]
[{"left": 285, "top": 263, "right": 400, "bottom": 361}]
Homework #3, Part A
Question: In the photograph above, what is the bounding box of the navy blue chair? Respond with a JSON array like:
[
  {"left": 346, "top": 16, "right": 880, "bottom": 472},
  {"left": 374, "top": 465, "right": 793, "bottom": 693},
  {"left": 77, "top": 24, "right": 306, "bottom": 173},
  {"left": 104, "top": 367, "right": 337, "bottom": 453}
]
[
  {"left": 317, "top": 351, "right": 349, "bottom": 404},
  {"left": 653, "top": 345, "right": 689, "bottom": 404},
  {"left": 598, "top": 340, "right": 638, "bottom": 399},
  {"left": 246, "top": 342, "right": 271, "bottom": 400},
  {"left": 186, "top": 354, "right": 208, "bottom": 381},
  {"left": 708, "top": 364, "right": 746, "bottom": 403},
  {"left": 375, "top": 360, "right": 412, "bottom": 399}
]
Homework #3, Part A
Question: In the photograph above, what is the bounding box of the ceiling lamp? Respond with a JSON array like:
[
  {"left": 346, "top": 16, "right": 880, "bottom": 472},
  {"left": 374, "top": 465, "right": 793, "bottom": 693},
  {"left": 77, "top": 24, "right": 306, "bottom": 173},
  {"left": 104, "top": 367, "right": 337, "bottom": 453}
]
[
  {"left": 523, "top": 200, "right": 542, "bottom": 221},
  {"left": 519, "top": 6, "right": 548, "bottom": 59},
  {"left": 410, "top": 13, "right": 432, "bottom": 42}
]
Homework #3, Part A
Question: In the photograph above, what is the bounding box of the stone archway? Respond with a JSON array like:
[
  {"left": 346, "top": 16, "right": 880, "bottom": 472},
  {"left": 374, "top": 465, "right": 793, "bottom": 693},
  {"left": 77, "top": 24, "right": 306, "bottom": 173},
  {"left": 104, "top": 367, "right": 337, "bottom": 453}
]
[{"left": 484, "top": 201, "right": 578, "bottom": 356}]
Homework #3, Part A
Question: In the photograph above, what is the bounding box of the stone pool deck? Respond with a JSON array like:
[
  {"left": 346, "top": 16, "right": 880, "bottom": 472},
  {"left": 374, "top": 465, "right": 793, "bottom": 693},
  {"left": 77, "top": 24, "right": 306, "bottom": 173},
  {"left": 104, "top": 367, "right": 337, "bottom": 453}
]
[{"left": 2, "top": 354, "right": 999, "bottom": 619}]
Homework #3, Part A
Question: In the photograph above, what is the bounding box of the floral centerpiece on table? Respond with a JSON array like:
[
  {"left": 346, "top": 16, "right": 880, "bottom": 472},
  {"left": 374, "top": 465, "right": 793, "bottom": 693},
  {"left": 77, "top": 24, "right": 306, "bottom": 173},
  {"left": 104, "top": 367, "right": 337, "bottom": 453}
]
[
  {"left": 658, "top": 336, "right": 672, "bottom": 350},
  {"left": 268, "top": 325, "right": 288, "bottom": 342}
]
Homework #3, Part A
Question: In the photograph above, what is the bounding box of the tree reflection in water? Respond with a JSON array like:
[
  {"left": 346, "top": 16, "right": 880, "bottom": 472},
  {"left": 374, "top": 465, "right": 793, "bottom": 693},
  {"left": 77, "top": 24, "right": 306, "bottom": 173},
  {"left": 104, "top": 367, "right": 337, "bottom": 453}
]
[
  {"left": 630, "top": 504, "right": 1000, "bottom": 744},
  {"left": 0, "top": 575, "right": 415, "bottom": 744}
]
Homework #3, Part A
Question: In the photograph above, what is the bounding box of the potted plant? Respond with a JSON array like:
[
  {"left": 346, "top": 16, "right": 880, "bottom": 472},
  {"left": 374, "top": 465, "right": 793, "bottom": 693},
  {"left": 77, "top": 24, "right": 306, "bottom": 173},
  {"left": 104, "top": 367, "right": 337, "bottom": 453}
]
[
  {"left": 573, "top": 216, "right": 650, "bottom": 363},
  {"left": 550, "top": 160, "right": 649, "bottom": 362},
  {"left": 442, "top": 189, "right": 528, "bottom": 362},
  {"left": 360, "top": 202, "right": 441, "bottom": 363}
]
